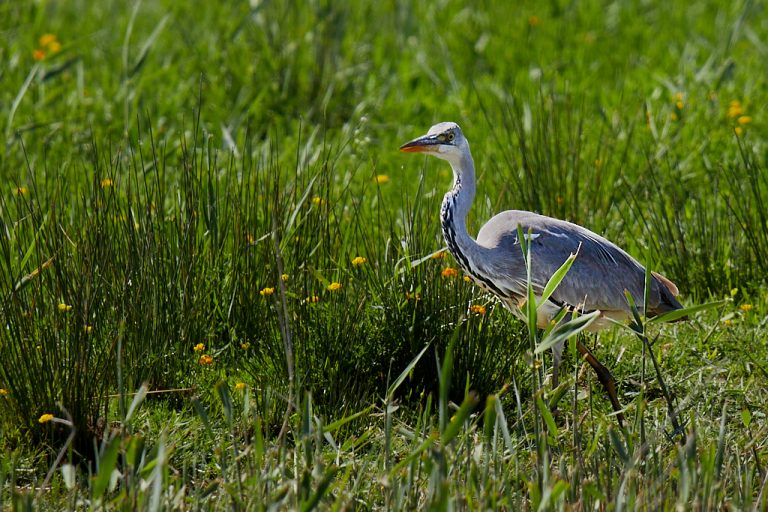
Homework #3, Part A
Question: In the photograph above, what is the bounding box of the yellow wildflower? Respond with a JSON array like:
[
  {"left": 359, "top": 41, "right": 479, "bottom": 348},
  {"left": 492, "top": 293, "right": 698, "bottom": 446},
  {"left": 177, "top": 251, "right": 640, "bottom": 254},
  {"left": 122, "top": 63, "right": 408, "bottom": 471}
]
[
  {"left": 235, "top": 382, "right": 246, "bottom": 391},
  {"left": 675, "top": 93, "right": 684, "bottom": 110},
  {"left": 39, "top": 413, "right": 54, "bottom": 424},
  {"left": 441, "top": 267, "right": 459, "bottom": 278},
  {"left": 13, "top": 187, "right": 28, "bottom": 196},
  {"left": 374, "top": 175, "right": 390, "bottom": 184},
  {"left": 311, "top": 196, "right": 324, "bottom": 206},
  {"left": 727, "top": 100, "right": 743, "bottom": 119},
  {"left": 722, "top": 318, "right": 733, "bottom": 327},
  {"left": 39, "top": 34, "right": 57, "bottom": 47},
  {"left": 246, "top": 233, "right": 256, "bottom": 244},
  {"left": 352, "top": 256, "right": 367, "bottom": 266},
  {"left": 260, "top": 287, "right": 275, "bottom": 297},
  {"left": 431, "top": 251, "right": 447, "bottom": 259},
  {"left": 48, "top": 41, "right": 61, "bottom": 53},
  {"left": 84, "top": 325, "right": 93, "bottom": 334},
  {"left": 739, "top": 304, "right": 753, "bottom": 312},
  {"left": 281, "top": 273, "right": 289, "bottom": 282},
  {"left": 327, "top": 282, "right": 342, "bottom": 291},
  {"left": 100, "top": 178, "right": 114, "bottom": 188},
  {"left": 57, "top": 303, "right": 72, "bottom": 313},
  {"left": 304, "top": 295, "right": 320, "bottom": 303},
  {"left": 33, "top": 49, "right": 46, "bottom": 61},
  {"left": 738, "top": 116, "right": 752, "bottom": 125},
  {"left": 670, "top": 112, "right": 678, "bottom": 121},
  {"left": 463, "top": 276, "right": 472, "bottom": 283},
  {"left": 240, "top": 341, "right": 251, "bottom": 350},
  {"left": 193, "top": 343, "right": 205, "bottom": 353},
  {"left": 0, "top": 389, "right": 9, "bottom": 396},
  {"left": 198, "top": 354, "right": 214, "bottom": 365},
  {"left": 528, "top": 15, "right": 540, "bottom": 27},
  {"left": 470, "top": 304, "right": 487, "bottom": 315},
  {"left": 735, "top": 127, "right": 743, "bottom": 136}
]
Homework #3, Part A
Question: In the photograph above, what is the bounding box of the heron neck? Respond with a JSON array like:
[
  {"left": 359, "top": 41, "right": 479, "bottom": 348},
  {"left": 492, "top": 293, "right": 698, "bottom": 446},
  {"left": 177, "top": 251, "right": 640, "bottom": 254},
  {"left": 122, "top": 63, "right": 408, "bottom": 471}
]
[{"left": 441, "top": 151, "right": 480, "bottom": 272}]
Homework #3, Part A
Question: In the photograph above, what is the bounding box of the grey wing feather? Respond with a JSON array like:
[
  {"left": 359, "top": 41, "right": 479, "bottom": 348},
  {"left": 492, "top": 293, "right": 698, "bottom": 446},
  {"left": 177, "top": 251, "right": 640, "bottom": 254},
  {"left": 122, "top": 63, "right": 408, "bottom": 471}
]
[{"left": 475, "top": 210, "right": 681, "bottom": 315}]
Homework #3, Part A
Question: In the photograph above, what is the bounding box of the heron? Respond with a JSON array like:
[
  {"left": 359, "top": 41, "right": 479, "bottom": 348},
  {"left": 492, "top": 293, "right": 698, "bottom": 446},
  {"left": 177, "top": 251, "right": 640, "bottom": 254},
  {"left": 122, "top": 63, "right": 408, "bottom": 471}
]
[{"left": 400, "top": 121, "right": 684, "bottom": 425}]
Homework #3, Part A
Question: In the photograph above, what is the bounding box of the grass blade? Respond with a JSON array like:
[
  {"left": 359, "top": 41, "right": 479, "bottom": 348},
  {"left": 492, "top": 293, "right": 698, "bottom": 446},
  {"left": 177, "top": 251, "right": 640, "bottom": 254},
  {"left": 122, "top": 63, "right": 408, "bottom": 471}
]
[
  {"left": 386, "top": 342, "right": 430, "bottom": 399},
  {"left": 92, "top": 436, "right": 121, "bottom": 501},
  {"left": 538, "top": 245, "right": 579, "bottom": 308},
  {"left": 535, "top": 310, "right": 600, "bottom": 354},
  {"left": 649, "top": 300, "right": 729, "bottom": 324},
  {"left": 440, "top": 392, "right": 479, "bottom": 444}
]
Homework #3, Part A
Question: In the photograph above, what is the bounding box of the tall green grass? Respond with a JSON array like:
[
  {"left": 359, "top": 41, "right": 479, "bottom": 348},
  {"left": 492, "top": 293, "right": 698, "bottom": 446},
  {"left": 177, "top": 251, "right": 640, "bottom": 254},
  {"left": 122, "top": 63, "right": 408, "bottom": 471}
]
[{"left": 1, "top": 0, "right": 768, "bottom": 508}]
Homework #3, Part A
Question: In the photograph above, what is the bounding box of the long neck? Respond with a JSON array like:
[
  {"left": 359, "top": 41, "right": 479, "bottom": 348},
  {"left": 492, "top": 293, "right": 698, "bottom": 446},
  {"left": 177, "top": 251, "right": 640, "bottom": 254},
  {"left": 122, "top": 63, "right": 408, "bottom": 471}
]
[{"left": 440, "top": 149, "right": 481, "bottom": 274}]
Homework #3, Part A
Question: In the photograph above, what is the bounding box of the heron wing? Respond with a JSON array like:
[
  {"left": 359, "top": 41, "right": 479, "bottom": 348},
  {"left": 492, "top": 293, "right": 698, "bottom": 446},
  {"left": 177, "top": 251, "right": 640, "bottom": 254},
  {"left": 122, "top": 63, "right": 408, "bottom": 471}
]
[{"left": 475, "top": 210, "right": 679, "bottom": 315}]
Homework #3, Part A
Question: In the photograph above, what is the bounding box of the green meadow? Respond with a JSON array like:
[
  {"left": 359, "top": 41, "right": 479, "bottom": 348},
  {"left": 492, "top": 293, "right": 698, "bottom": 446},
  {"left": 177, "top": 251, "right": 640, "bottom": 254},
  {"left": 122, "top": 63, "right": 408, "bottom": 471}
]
[{"left": 1, "top": 0, "right": 767, "bottom": 509}]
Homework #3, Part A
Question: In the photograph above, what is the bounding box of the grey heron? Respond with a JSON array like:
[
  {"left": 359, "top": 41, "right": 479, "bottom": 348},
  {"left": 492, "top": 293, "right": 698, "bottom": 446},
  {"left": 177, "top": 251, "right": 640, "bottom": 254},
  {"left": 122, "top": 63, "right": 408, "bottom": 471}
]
[{"left": 400, "top": 121, "right": 684, "bottom": 425}]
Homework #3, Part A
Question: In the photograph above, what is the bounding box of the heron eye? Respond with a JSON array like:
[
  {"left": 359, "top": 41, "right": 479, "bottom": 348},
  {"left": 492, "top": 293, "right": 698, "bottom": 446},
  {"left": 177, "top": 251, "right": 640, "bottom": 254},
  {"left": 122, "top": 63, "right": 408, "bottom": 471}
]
[{"left": 447, "top": 132, "right": 455, "bottom": 142}]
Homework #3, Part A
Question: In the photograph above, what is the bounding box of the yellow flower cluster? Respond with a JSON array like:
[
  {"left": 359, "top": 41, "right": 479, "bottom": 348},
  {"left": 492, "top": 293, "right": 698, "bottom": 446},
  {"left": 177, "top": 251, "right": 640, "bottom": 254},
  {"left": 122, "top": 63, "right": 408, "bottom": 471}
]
[
  {"left": 352, "top": 256, "right": 367, "bottom": 266},
  {"left": 57, "top": 303, "right": 72, "bottom": 313},
  {"left": 374, "top": 175, "right": 390, "bottom": 185},
  {"left": 13, "top": 187, "right": 28, "bottom": 196},
  {"left": 260, "top": 287, "right": 275, "bottom": 297},
  {"left": 0, "top": 388, "right": 9, "bottom": 396},
  {"left": 235, "top": 382, "right": 246, "bottom": 391},
  {"left": 39, "top": 413, "right": 54, "bottom": 424},
  {"left": 327, "top": 282, "right": 342, "bottom": 291},
  {"left": 674, "top": 92, "right": 684, "bottom": 111},
  {"left": 281, "top": 273, "right": 289, "bottom": 282},
  {"left": 470, "top": 304, "right": 487, "bottom": 316},
  {"left": 728, "top": 100, "right": 753, "bottom": 136},
  {"left": 739, "top": 303, "right": 753, "bottom": 312},
  {"left": 33, "top": 34, "right": 61, "bottom": 61},
  {"left": 727, "top": 100, "right": 744, "bottom": 119},
  {"left": 304, "top": 295, "right": 320, "bottom": 303},
  {"left": 198, "top": 354, "right": 214, "bottom": 365},
  {"left": 241, "top": 341, "right": 251, "bottom": 350},
  {"left": 193, "top": 343, "right": 205, "bottom": 353},
  {"left": 100, "top": 178, "right": 114, "bottom": 189},
  {"left": 441, "top": 267, "right": 459, "bottom": 278}
]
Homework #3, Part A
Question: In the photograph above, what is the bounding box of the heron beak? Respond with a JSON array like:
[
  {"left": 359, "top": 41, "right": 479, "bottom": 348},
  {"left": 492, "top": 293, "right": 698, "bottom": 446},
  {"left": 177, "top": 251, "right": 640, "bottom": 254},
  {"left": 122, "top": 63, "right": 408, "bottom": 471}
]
[{"left": 399, "top": 135, "right": 438, "bottom": 153}]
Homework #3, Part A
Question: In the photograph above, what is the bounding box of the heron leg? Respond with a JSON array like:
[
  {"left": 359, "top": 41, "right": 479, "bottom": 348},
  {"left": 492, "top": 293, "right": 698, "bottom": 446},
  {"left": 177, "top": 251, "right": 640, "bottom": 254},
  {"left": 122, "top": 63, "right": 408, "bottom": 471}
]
[
  {"left": 551, "top": 340, "right": 565, "bottom": 389},
  {"left": 576, "top": 340, "right": 625, "bottom": 427}
]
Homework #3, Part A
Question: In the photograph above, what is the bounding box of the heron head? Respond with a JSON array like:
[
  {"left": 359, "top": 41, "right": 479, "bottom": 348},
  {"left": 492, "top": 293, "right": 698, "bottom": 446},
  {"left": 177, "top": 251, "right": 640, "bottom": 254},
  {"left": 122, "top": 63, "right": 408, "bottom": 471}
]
[{"left": 399, "top": 122, "right": 467, "bottom": 163}]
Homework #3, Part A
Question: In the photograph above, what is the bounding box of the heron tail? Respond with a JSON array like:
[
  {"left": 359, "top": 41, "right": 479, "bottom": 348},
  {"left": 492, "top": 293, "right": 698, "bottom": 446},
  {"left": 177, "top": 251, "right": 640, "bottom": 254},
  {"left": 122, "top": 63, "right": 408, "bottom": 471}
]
[{"left": 648, "top": 271, "right": 686, "bottom": 321}]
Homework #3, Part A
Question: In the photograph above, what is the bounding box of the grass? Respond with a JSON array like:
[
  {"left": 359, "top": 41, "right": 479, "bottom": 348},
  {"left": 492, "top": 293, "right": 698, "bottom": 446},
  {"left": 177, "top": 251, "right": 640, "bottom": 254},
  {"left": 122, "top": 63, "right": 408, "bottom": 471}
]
[{"left": 1, "top": 0, "right": 768, "bottom": 509}]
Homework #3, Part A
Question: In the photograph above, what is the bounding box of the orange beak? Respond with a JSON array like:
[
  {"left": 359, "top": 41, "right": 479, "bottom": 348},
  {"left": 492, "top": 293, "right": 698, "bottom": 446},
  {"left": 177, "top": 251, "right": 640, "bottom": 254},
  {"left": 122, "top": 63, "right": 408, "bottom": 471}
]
[
  {"left": 399, "top": 145, "right": 428, "bottom": 153},
  {"left": 399, "top": 134, "right": 438, "bottom": 153}
]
